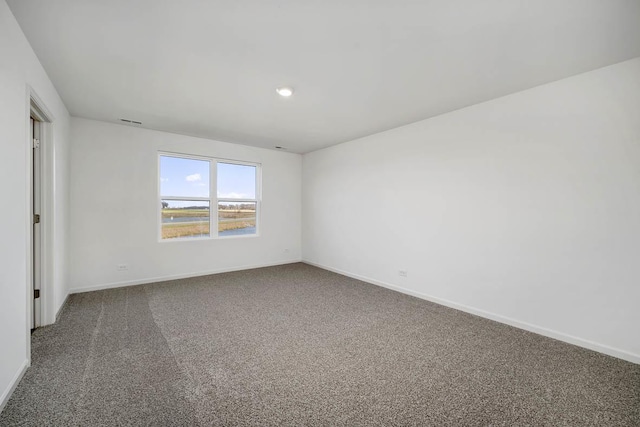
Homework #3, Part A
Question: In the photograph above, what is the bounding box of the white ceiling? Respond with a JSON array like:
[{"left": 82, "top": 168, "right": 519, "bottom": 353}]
[{"left": 8, "top": 0, "right": 640, "bottom": 153}]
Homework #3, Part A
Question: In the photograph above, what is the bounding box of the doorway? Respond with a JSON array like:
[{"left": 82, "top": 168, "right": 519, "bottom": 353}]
[
  {"left": 29, "top": 93, "right": 52, "bottom": 331},
  {"left": 30, "top": 114, "right": 42, "bottom": 329}
]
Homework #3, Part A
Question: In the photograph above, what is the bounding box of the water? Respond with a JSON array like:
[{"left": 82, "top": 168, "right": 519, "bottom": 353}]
[{"left": 219, "top": 227, "right": 257, "bottom": 237}]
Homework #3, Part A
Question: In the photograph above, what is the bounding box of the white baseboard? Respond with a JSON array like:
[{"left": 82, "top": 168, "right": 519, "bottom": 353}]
[
  {"left": 303, "top": 260, "right": 640, "bottom": 365},
  {"left": 69, "top": 259, "right": 302, "bottom": 294},
  {"left": 0, "top": 359, "right": 29, "bottom": 413}
]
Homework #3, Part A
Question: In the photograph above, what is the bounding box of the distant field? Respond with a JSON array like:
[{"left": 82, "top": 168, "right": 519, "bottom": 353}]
[
  {"left": 219, "top": 218, "right": 256, "bottom": 232},
  {"left": 162, "top": 221, "right": 210, "bottom": 239},
  {"left": 162, "top": 208, "right": 209, "bottom": 219},
  {"left": 162, "top": 208, "right": 256, "bottom": 238},
  {"left": 219, "top": 209, "right": 255, "bottom": 219}
]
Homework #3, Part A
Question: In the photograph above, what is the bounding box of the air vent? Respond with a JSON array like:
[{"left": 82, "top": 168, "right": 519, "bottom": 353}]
[{"left": 120, "top": 118, "right": 142, "bottom": 125}]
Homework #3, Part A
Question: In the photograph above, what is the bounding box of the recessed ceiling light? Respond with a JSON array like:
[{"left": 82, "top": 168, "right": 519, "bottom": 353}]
[{"left": 276, "top": 87, "right": 294, "bottom": 97}]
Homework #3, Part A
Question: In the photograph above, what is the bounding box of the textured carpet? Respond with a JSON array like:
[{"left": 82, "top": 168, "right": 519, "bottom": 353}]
[{"left": 1, "top": 263, "right": 638, "bottom": 426}]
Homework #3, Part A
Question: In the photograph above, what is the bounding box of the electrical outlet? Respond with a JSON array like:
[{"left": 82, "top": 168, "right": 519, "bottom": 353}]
[
  {"left": 117, "top": 264, "right": 128, "bottom": 271},
  {"left": 398, "top": 270, "right": 408, "bottom": 277}
]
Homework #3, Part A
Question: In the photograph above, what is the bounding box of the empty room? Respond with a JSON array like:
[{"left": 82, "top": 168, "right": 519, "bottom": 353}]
[{"left": 1, "top": 0, "right": 639, "bottom": 425}]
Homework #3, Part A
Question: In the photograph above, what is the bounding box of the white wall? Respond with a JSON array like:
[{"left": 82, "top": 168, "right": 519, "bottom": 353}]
[
  {"left": 0, "top": 0, "right": 71, "bottom": 409},
  {"left": 68, "top": 118, "right": 301, "bottom": 292},
  {"left": 303, "top": 58, "right": 640, "bottom": 363}
]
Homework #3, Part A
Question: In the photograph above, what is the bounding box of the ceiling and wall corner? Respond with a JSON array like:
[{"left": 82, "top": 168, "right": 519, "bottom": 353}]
[{"left": 7, "top": 0, "right": 640, "bottom": 153}]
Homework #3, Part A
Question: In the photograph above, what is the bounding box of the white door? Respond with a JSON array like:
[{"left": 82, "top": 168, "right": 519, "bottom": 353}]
[{"left": 31, "top": 116, "right": 42, "bottom": 329}]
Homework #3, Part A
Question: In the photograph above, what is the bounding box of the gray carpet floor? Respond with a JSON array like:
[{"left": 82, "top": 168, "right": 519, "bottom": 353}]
[{"left": 1, "top": 263, "right": 638, "bottom": 426}]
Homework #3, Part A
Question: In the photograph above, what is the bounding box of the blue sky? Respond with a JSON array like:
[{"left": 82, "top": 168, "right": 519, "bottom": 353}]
[
  {"left": 217, "top": 162, "right": 256, "bottom": 199},
  {"left": 160, "top": 156, "right": 256, "bottom": 200}
]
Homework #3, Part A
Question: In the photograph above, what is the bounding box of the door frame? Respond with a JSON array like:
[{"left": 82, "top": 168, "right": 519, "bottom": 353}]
[
  {"left": 31, "top": 115, "right": 42, "bottom": 329},
  {"left": 25, "top": 86, "right": 54, "bottom": 348}
]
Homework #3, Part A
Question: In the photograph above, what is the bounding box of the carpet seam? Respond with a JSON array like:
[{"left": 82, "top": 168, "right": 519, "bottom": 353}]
[{"left": 73, "top": 296, "right": 105, "bottom": 424}]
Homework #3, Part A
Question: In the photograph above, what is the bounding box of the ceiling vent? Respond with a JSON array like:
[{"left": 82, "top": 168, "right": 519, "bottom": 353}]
[{"left": 120, "top": 118, "right": 142, "bottom": 125}]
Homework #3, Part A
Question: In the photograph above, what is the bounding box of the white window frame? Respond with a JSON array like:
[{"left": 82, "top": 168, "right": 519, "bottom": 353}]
[{"left": 158, "top": 151, "right": 261, "bottom": 241}]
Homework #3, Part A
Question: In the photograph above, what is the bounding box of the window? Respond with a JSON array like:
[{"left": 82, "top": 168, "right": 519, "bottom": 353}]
[
  {"left": 217, "top": 162, "right": 258, "bottom": 237},
  {"left": 159, "top": 153, "right": 260, "bottom": 240}
]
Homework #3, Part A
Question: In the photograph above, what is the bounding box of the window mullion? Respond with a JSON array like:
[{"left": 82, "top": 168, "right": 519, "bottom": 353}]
[
  {"left": 161, "top": 196, "right": 210, "bottom": 201},
  {"left": 217, "top": 198, "right": 258, "bottom": 203}
]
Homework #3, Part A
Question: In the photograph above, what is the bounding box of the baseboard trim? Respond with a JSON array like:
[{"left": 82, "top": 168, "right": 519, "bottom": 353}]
[
  {"left": 303, "top": 260, "right": 640, "bottom": 365},
  {"left": 0, "top": 359, "right": 29, "bottom": 413},
  {"left": 69, "top": 259, "right": 302, "bottom": 294}
]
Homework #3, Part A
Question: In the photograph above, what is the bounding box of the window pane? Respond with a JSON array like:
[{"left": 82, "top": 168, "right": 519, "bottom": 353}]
[
  {"left": 162, "top": 200, "right": 210, "bottom": 239},
  {"left": 160, "top": 156, "right": 210, "bottom": 198},
  {"left": 218, "top": 202, "right": 256, "bottom": 236},
  {"left": 217, "top": 162, "right": 256, "bottom": 199}
]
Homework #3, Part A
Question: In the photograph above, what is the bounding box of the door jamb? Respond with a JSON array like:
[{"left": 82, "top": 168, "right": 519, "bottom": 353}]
[{"left": 25, "top": 86, "right": 54, "bottom": 362}]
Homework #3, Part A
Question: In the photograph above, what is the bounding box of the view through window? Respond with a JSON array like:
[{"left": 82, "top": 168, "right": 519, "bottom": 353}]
[{"left": 160, "top": 154, "right": 259, "bottom": 239}]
